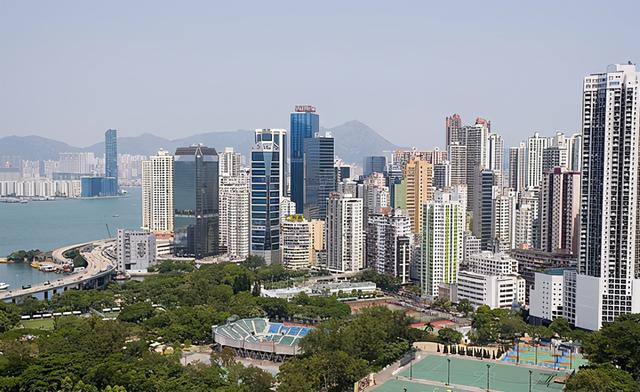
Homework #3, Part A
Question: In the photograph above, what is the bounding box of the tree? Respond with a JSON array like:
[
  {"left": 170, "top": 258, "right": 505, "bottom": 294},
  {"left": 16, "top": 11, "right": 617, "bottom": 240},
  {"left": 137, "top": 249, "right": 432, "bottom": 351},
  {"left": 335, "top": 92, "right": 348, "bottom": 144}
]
[
  {"left": 456, "top": 299, "right": 473, "bottom": 317},
  {"left": 117, "top": 302, "right": 155, "bottom": 323},
  {"left": 582, "top": 313, "right": 640, "bottom": 380},
  {"left": 278, "top": 351, "right": 368, "bottom": 392},
  {"left": 438, "top": 328, "right": 462, "bottom": 345},
  {"left": 565, "top": 365, "right": 639, "bottom": 392},
  {"left": 242, "top": 255, "right": 266, "bottom": 271},
  {"left": 549, "top": 318, "right": 572, "bottom": 339}
]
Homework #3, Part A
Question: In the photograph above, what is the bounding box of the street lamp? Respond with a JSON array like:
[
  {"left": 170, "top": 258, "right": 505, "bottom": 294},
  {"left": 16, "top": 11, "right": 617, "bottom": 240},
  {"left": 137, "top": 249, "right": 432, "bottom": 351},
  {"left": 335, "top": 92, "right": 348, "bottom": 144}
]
[
  {"left": 529, "top": 370, "right": 532, "bottom": 392},
  {"left": 447, "top": 358, "right": 451, "bottom": 386},
  {"left": 486, "top": 364, "right": 491, "bottom": 391}
]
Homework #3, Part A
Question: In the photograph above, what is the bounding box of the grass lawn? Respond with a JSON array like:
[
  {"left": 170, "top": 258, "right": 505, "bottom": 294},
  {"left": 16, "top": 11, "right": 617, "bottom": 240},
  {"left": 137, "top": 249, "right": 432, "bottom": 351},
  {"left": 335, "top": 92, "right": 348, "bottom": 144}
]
[{"left": 19, "top": 318, "right": 55, "bottom": 330}]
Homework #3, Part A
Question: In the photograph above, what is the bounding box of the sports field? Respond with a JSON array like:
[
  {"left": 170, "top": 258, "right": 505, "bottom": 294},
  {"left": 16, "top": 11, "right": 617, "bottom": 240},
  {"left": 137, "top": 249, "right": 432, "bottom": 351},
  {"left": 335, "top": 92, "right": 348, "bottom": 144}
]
[
  {"left": 375, "top": 379, "right": 462, "bottom": 392},
  {"left": 390, "top": 355, "right": 567, "bottom": 392},
  {"left": 503, "top": 344, "right": 587, "bottom": 370}
]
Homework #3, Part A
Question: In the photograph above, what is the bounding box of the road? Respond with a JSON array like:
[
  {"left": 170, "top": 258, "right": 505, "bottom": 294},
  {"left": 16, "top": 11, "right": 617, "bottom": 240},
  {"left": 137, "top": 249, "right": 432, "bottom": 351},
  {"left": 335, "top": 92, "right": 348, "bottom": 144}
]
[{"left": 0, "top": 239, "right": 116, "bottom": 300}]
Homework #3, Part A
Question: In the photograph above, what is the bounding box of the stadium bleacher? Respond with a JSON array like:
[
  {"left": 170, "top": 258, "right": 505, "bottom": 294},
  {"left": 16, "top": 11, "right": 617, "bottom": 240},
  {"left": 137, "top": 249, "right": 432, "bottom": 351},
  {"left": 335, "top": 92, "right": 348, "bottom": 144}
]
[{"left": 213, "top": 318, "right": 312, "bottom": 349}]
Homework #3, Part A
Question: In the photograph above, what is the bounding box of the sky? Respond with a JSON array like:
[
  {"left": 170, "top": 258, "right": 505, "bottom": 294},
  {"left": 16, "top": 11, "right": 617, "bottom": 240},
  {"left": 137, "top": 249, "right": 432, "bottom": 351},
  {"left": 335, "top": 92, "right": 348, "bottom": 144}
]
[{"left": 1, "top": 1, "right": 639, "bottom": 148}]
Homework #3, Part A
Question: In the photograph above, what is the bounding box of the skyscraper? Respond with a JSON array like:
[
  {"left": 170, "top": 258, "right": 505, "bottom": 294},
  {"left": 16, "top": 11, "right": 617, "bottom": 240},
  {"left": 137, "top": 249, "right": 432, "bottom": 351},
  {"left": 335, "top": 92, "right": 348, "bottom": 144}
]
[
  {"left": 575, "top": 64, "right": 640, "bottom": 330},
  {"left": 508, "top": 143, "right": 527, "bottom": 193},
  {"left": 219, "top": 170, "right": 250, "bottom": 260},
  {"left": 492, "top": 188, "right": 517, "bottom": 252},
  {"left": 433, "top": 161, "right": 451, "bottom": 190},
  {"left": 473, "top": 169, "right": 497, "bottom": 250},
  {"left": 465, "top": 123, "right": 489, "bottom": 214},
  {"left": 366, "top": 209, "right": 413, "bottom": 283},
  {"left": 326, "top": 193, "right": 364, "bottom": 272},
  {"left": 219, "top": 147, "right": 243, "bottom": 177},
  {"left": 290, "top": 105, "right": 319, "bottom": 214},
  {"left": 255, "top": 129, "right": 287, "bottom": 198},
  {"left": 142, "top": 149, "right": 174, "bottom": 234},
  {"left": 404, "top": 158, "right": 433, "bottom": 234},
  {"left": 539, "top": 167, "right": 580, "bottom": 255},
  {"left": 281, "top": 214, "right": 312, "bottom": 270},
  {"left": 526, "top": 132, "right": 549, "bottom": 189},
  {"left": 304, "top": 133, "right": 336, "bottom": 220},
  {"left": 250, "top": 136, "right": 281, "bottom": 264},
  {"left": 445, "top": 113, "right": 463, "bottom": 148},
  {"left": 105, "top": 129, "right": 118, "bottom": 190},
  {"left": 420, "top": 190, "right": 465, "bottom": 297},
  {"left": 173, "top": 145, "right": 219, "bottom": 259},
  {"left": 363, "top": 156, "right": 387, "bottom": 177}
]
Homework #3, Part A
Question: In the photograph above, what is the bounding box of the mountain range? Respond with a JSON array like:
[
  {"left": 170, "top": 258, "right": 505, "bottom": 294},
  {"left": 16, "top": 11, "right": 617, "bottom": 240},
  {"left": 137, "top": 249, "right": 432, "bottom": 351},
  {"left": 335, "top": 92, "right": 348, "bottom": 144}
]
[{"left": 0, "top": 121, "right": 401, "bottom": 165}]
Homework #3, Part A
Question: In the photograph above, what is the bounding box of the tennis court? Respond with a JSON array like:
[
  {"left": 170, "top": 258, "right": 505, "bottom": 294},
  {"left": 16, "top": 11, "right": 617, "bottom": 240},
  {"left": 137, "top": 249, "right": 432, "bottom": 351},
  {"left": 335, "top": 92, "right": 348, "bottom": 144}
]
[
  {"left": 395, "top": 355, "right": 567, "bottom": 392},
  {"left": 375, "top": 379, "right": 462, "bottom": 392},
  {"left": 502, "top": 344, "right": 587, "bottom": 370}
]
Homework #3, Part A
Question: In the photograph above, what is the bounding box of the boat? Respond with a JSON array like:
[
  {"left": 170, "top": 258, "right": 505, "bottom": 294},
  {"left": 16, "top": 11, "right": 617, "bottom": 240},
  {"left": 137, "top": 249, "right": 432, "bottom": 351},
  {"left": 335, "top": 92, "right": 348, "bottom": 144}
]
[
  {"left": 0, "top": 283, "right": 9, "bottom": 290},
  {"left": 39, "top": 265, "right": 56, "bottom": 272},
  {"left": 112, "top": 214, "right": 120, "bottom": 217},
  {"left": 22, "top": 285, "right": 31, "bottom": 290},
  {"left": 31, "top": 261, "right": 41, "bottom": 269}
]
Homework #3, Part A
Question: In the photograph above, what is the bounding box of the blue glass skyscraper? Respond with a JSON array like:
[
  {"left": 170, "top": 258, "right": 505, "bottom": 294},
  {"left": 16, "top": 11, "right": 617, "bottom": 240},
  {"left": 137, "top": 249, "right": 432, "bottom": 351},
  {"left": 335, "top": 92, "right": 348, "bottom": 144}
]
[
  {"left": 290, "top": 105, "right": 319, "bottom": 214},
  {"left": 105, "top": 129, "right": 118, "bottom": 190},
  {"left": 304, "top": 134, "right": 336, "bottom": 220},
  {"left": 363, "top": 155, "right": 386, "bottom": 177},
  {"left": 250, "top": 139, "right": 281, "bottom": 264}
]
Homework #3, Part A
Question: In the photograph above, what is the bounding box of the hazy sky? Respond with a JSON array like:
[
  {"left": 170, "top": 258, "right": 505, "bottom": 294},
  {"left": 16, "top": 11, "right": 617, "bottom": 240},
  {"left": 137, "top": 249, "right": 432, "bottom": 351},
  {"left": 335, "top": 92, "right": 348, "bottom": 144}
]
[{"left": 1, "top": 1, "right": 639, "bottom": 148}]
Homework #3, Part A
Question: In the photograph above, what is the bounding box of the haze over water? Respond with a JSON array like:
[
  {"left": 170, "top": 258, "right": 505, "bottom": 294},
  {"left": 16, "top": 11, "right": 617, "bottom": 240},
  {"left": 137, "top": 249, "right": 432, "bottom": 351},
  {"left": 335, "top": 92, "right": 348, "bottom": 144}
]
[{"left": 0, "top": 187, "right": 141, "bottom": 257}]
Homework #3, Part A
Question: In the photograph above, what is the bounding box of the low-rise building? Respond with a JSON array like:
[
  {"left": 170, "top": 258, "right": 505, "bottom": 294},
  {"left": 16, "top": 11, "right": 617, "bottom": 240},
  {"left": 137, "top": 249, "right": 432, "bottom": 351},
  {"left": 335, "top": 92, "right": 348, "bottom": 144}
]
[
  {"left": 260, "top": 281, "right": 377, "bottom": 299},
  {"left": 116, "top": 230, "right": 156, "bottom": 273},
  {"left": 529, "top": 268, "right": 570, "bottom": 323},
  {"left": 456, "top": 271, "right": 525, "bottom": 309}
]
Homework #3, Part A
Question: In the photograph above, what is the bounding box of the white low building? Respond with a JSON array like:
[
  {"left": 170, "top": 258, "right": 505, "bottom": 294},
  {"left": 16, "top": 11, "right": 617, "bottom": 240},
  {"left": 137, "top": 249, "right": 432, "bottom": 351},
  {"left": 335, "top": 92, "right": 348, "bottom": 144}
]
[
  {"left": 456, "top": 271, "right": 525, "bottom": 309},
  {"left": 261, "top": 281, "right": 377, "bottom": 299},
  {"left": 116, "top": 229, "right": 157, "bottom": 273},
  {"left": 529, "top": 268, "right": 568, "bottom": 323}
]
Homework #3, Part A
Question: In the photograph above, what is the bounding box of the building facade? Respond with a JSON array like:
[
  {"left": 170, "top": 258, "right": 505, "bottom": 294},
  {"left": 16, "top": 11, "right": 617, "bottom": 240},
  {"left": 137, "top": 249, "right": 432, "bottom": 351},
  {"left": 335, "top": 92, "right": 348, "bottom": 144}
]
[
  {"left": 326, "top": 193, "right": 364, "bottom": 272},
  {"left": 420, "top": 191, "right": 465, "bottom": 297},
  {"left": 142, "top": 149, "right": 174, "bottom": 234},
  {"left": 116, "top": 229, "right": 156, "bottom": 273},
  {"left": 290, "top": 106, "right": 319, "bottom": 214},
  {"left": 173, "top": 145, "right": 219, "bottom": 259},
  {"left": 304, "top": 134, "right": 336, "bottom": 220}
]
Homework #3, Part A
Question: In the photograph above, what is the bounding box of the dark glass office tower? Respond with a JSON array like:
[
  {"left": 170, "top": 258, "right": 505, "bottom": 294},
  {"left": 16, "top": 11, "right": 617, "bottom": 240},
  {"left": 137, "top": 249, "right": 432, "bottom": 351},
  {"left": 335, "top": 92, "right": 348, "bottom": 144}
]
[
  {"left": 105, "top": 129, "right": 118, "bottom": 190},
  {"left": 363, "top": 155, "right": 386, "bottom": 177},
  {"left": 250, "top": 141, "right": 280, "bottom": 264},
  {"left": 173, "top": 145, "right": 219, "bottom": 259},
  {"left": 290, "top": 105, "right": 319, "bottom": 214},
  {"left": 304, "top": 135, "right": 336, "bottom": 220}
]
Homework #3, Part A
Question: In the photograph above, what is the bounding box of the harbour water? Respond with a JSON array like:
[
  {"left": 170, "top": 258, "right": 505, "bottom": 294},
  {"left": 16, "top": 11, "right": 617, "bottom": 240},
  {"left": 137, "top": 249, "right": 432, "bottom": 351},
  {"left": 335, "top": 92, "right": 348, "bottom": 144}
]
[
  {"left": 0, "top": 262, "right": 54, "bottom": 289},
  {"left": 0, "top": 187, "right": 141, "bottom": 286}
]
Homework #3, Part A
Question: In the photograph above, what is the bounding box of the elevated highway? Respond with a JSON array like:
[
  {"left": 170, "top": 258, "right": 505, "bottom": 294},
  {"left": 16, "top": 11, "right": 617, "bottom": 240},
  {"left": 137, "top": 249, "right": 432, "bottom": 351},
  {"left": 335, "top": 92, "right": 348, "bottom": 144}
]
[{"left": 1, "top": 239, "right": 116, "bottom": 302}]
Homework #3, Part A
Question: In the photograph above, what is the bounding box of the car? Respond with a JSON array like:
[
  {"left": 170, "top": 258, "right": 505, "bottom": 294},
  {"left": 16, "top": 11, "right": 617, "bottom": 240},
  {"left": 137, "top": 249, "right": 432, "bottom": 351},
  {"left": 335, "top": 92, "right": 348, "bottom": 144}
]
[{"left": 22, "top": 285, "right": 31, "bottom": 289}]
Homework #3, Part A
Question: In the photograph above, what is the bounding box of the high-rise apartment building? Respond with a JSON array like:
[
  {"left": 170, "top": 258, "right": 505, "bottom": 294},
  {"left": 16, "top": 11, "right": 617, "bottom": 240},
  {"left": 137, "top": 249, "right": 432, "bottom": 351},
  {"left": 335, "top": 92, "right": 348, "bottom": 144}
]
[
  {"left": 173, "top": 145, "right": 219, "bottom": 259},
  {"left": 508, "top": 142, "right": 527, "bottom": 193},
  {"left": 404, "top": 158, "right": 433, "bottom": 234},
  {"left": 445, "top": 113, "right": 463, "bottom": 148},
  {"left": 448, "top": 143, "right": 467, "bottom": 186},
  {"left": 492, "top": 188, "right": 517, "bottom": 252},
  {"left": 290, "top": 105, "right": 319, "bottom": 214},
  {"left": 141, "top": 149, "right": 174, "bottom": 234},
  {"left": 105, "top": 129, "right": 118, "bottom": 190},
  {"left": 526, "top": 132, "right": 550, "bottom": 189},
  {"left": 515, "top": 203, "right": 535, "bottom": 249},
  {"left": 219, "top": 170, "right": 250, "bottom": 260},
  {"left": 473, "top": 169, "right": 498, "bottom": 250},
  {"left": 281, "top": 215, "right": 312, "bottom": 270},
  {"left": 420, "top": 190, "right": 465, "bottom": 296},
  {"left": 304, "top": 134, "right": 336, "bottom": 220},
  {"left": 539, "top": 167, "right": 580, "bottom": 255},
  {"left": 575, "top": 64, "right": 640, "bottom": 330},
  {"left": 219, "top": 147, "right": 243, "bottom": 177},
  {"left": 433, "top": 161, "right": 451, "bottom": 190},
  {"left": 366, "top": 209, "right": 413, "bottom": 283},
  {"left": 465, "top": 123, "right": 489, "bottom": 214},
  {"left": 326, "top": 193, "right": 364, "bottom": 272},
  {"left": 250, "top": 137, "right": 282, "bottom": 264}
]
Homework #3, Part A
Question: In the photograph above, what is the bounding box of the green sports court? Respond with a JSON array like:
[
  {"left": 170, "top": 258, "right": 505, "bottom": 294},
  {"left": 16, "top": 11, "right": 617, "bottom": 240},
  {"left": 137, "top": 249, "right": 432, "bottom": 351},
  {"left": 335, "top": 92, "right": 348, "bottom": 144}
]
[
  {"left": 382, "top": 354, "right": 569, "bottom": 391},
  {"left": 375, "top": 379, "right": 463, "bottom": 392}
]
